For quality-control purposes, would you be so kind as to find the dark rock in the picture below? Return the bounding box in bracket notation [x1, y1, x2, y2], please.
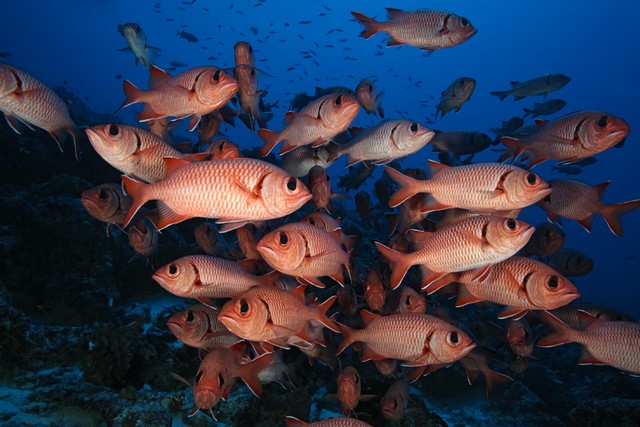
[568, 398, 640, 427]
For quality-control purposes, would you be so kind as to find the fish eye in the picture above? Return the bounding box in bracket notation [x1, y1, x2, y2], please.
[279, 232, 288, 246]
[335, 95, 343, 106]
[218, 373, 225, 387]
[98, 188, 107, 200]
[168, 264, 178, 275]
[367, 83, 373, 92]
[239, 299, 249, 315]
[526, 173, 537, 185]
[547, 276, 559, 289]
[286, 177, 297, 191]
[506, 219, 517, 230]
[461, 17, 469, 26]
[108, 124, 119, 136]
[405, 296, 412, 306]
[597, 115, 608, 128]
[250, 67, 256, 76]
[449, 331, 459, 345]
[194, 371, 203, 384]
[185, 310, 195, 323]
[213, 70, 221, 82]
[308, 218, 315, 225]
[410, 122, 418, 132]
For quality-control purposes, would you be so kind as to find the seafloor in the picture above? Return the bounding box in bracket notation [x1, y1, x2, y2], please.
[0, 96, 639, 427]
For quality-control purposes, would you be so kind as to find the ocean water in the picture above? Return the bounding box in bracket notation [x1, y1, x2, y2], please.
[1, 1, 639, 426]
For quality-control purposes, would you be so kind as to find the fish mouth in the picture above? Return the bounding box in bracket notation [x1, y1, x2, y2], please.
[85, 128, 105, 151]
[460, 342, 477, 358]
[256, 244, 277, 261]
[217, 314, 241, 332]
[166, 320, 183, 335]
[151, 273, 171, 291]
[536, 187, 553, 200]
[609, 129, 629, 140]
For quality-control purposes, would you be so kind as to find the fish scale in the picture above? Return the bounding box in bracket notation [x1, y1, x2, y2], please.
[381, 11, 452, 48]
[543, 179, 603, 220]
[576, 322, 640, 374]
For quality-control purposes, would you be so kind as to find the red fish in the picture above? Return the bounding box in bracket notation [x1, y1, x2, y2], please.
[459, 348, 513, 398]
[80, 183, 132, 232]
[356, 78, 384, 118]
[285, 417, 373, 427]
[325, 366, 376, 415]
[506, 318, 534, 358]
[167, 304, 241, 350]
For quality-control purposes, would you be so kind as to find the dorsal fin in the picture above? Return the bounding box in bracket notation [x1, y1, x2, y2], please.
[285, 111, 296, 122]
[409, 229, 433, 249]
[577, 310, 601, 329]
[291, 285, 306, 301]
[426, 159, 449, 176]
[148, 65, 172, 88]
[360, 309, 380, 327]
[534, 119, 549, 128]
[594, 181, 611, 200]
[163, 157, 191, 175]
[385, 7, 404, 19]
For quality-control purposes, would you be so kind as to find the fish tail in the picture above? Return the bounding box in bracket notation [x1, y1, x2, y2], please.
[240, 352, 275, 397]
[374, 241, 411, 289]
[315, 295, 339, 332]
[601, 199, 640, 237]
[483, 369, 513, 399]
[121, 175, 150, 228]
[384, 165, 424, 208]
[351, 11, 380, 39]
[499, 136, 523, 163]
[536, 311, 576, 347]
[335, 321, 356, 356]
[522, 108, 532, 118]
[256, 270, 281, 287]
[325, 141, 342, 163]
[257, 128, 281, 157]
[490, 90, 510, 101]
[119, 80, 143, 111]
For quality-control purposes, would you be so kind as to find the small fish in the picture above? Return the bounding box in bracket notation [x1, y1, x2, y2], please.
[0, 63, 79, 159]
[374, 358, 399, 378]
[520, 222, 565, 257]
[196, 113, 222, 148]
[119, 66, 238, 132]
[307, 165, 340, 213]
[429, 131, 492, 155]
[425, 256, 579, 319]
[256, 222, 350, 288]
[491, 74, 571, 101]
[376, 216, 535, 289]
[328, 120, 434, 166]
[355, 78, 384, 118]
[205, 138, 241, 160]
[374, 177, 392, 207]
[459, 348, 513, 398]
[285, 417, 372, 427]
[351, 8, 477, 52]
[506, 318, 534, 358]
[337, 162, 375, 191]
[537, 179, 640, 237]
[281, 146, 335, 178]
[121, 158, 311, 231]
[117, 23, 159, 68]
[289, 86, 356, 111]
[394, 286, 426, 314]
[538, 311, 640, 376]
[235, 225, 262, 260]
[127, 218, 158, 259]
[145, 117, 174, 143]
[326, 366, 377, 415]
[436, 77, 476, 119]
[500, 111, 629, 168]
[523, 99, 567, 118]
[234, 63, 264, 132]
[258, 93, 360, 156]
[176, 29, 199, 43]
[548, 249, 593, 277]
[380, 378, 420, 421]
[385, 161, 551, 213]
[234, 41, 255, 67]
[169, 60, 187, 68]
[167, 304, 241, 349]
[549, 303, 635, 329]
[551, 164, 583, 175]
[364, 267, 388, 311]
[80, 183, 132, 231]
[489, 116, 524, 137]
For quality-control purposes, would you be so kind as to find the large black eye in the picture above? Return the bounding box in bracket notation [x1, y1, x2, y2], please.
[250, 67, 255, 76]
[461, 17, 469, 26]
[194, 371, 203, 384]
[185, 310, 195, 323]
[218, 142, 225, 151]
[335, 95, 342, 106]
[287, 177, 297, 191]
[367, 83, 373, 92]
[218, 373, 225, 387]
[598, 116, 608, 128]
[507, 219, 517, 230]
[410, 122, 418, 132]
[239, 299, 249, 314]
[168, 264, 178, 275]
[526, 173, 537, 185]
[308, 218, 315, 225]
[108, 125, 119, 136]
[450, 331, 459, 344]
[405, 296, 412, 306]
[279, 232, 288, 245]
[98, 188, 107, 200]
[213, 70, 221, 82]
[548, 276, 559, 289]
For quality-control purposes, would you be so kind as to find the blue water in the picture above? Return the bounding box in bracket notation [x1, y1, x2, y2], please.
[1, 0, 640, 424]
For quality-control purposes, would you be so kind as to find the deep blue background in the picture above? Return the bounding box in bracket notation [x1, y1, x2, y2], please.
[2, 0, 639, 317]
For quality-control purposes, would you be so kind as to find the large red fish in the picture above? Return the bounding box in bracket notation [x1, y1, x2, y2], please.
[121, 157, 311, 230]
[0, 62, 79, 159]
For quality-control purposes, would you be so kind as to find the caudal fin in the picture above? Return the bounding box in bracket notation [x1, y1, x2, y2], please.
[601, 199, 640, 237]
[384, 165, 424, 208]
[536, 311, 576, 347]
[314, 295, 339, 332]
[257, 129, 281, 157]
[240, 352, 275, 397]
[350, 11, 380, 39]
[335, 321, 356, 356]
[374, 241, 412, 289]
[483, 368, 513, 399]
[490, 90, 510, 101]
[119, 80, 143, 111]
[121, 175, 151, 228]
[499, 136, 523, 163]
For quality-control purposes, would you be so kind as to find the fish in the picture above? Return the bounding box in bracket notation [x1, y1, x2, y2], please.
[431, 208, 521, 231]
[424, 256, 580, 319]
[489, 116, 524, 137]
[536, 179, 640, 237]
[289, 86, 356, 111]
[549, 303, 635, 330]
[176, 29, 199, 43]
[218, 286, 338, 349]
[522, 99, 567, 118]
[374, 177, 392, 207]
[194, 222, 223, 255]
[166, 304, 241, 349]
[281, 146, 335, 178]
[548, 249, 593, 277]
[376, 216, 535, 289]
[374, 358, 399, 378]
[307, 165, 339, 213]
[505, 318, 534, 358]
[385, 161, 551, 214]
[196, 113, 222, 148]
[235, 225, 262, 260]
[500, 111, 629, 168]
[355, 78, 384, 118]
[364, 267, 388, 311]
[520, 222, 565, 258]
[394, 286, 426, 314]
[80, 183, 133, 232]
[145, 117, 174, 143]
[538, 310, 640, 376]
[127, 218, 158, 260]
[119, 66, 238, 132]
[328, 120, 434, 166]
[436, 77, 476, 119]
[325, 366, 376, 415]
[234, 64, 264, 132]
[491, 74, 571, 101]
[204, 138, 241, 160]
[336, 311, 475, 375]
[86, 124, 207, 183]
[234, 41, 255, 67]
[152, 255, 280, 302]
[380, 378, 421, 421]
[351, 8, 477, 52]
[300, 212, 357, 252]
[121, 157, 311, 231]
[256, 222, 350, 288]
[429, 131, 492, 155]
[285, 417, 373, 427]
[0, 62, 79, 159]
[387, 193, 430, 235]
[337, 162, 375, 191]
[551, 164, 583, 175]
[117, 23, 159, 68]
[459, 348, 513, 398]
[258, 93, 360, 156]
